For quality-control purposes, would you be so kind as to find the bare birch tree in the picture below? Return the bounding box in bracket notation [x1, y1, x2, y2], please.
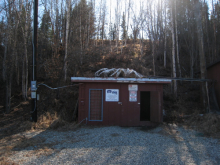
[3, 0, 11, 113]
[64, 0, 71, 81]
[109, 0, 112, 52]
[195, 0, 207, 109]
[175, 0, 181, 78]
[171, 0, 177, 97]
[100, 0, 106, 46]
[163, 0, 167, 68]
[115, 0, 121, 53]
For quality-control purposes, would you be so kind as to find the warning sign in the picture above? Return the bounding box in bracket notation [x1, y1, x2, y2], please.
[105, 89, 119, 102]
[128, 84, 138, 91]
[129, 90, 137, 102]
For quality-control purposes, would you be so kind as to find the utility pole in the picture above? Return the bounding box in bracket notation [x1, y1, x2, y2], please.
[31, 0, 38, 122]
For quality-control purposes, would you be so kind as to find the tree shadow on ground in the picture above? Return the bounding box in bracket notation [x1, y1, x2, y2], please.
[5, 124, 220, 165]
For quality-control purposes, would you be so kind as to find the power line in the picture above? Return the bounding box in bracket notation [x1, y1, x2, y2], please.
[37, 84, 79, 90]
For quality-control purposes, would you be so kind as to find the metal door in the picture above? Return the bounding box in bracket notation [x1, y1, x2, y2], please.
[120, 84, 139, 126]
[104, 85, 121, 125]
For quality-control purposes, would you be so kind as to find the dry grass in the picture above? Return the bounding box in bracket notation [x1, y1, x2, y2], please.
[0, 111, 79, 164]
[0, 134, 26, 165]
[30, 111, 80, 131]
[0, 133, 57, 164]
[0, 157, 18, 165]
[33, 112, 59, 130]
[186, 113, 220, 138]
[14, 137, 46, 150]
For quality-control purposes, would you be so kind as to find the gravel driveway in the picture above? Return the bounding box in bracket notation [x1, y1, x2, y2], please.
[7, 124, 220, 165]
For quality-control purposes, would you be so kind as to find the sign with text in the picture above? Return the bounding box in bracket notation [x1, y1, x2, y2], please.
[129, 90, 137, 102]
[105, 89, 119, 102]
[128, 84, 138, 91]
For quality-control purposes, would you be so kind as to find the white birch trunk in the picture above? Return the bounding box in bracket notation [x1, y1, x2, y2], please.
[195, 1, 207, 109]
[175, 0, 181, 78]
[126, 0, 131, 47]
[80, 15, 83, 64]
[164, 1, 167, 68]
[171, 2, 177, 98]
[110, 0, 112, 52]
[64, 0, 71, 81]
[152, 40, 155, 76]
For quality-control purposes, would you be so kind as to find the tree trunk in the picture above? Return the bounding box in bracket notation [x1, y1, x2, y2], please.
[5, 53, 14, 113]
[87, 4, 91, 49]
[24, 39, 28, 99]
[110, 0, 112, 52]
[115, 0, 119, 53]
[21, 0, 30, 100]
[164, 1, 167, 68]
[126, 0, 131, 47]
[64, 0, 71, 81]
[171, 2, 177, 98]
[55, 0, 59, 57]
[80, 15, 83, 64]
[24, 4, 29, 99]
[152, 40, 156, 76]
[5, 78, 11, 113]
[213, 19, 217, 60]
[50, 0, 54, 57]
[195, 0, 207, 109]
[175, 0, 181, 78]
[204, 5, 211, 63]
[3, 37, 7, 81]
[22, 60, 25, 99]
[190, 34, 194, 79]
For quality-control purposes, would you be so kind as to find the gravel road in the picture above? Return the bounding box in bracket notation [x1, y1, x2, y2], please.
[7, 124, 220, 165]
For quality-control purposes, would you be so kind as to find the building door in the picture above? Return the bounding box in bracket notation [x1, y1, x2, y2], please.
[104, 86, 121, 125]
[140, 91, 151, 121]
[120, 84, 139, 126]
[89, 89, 103, 121]
[140, 91, 161, 122]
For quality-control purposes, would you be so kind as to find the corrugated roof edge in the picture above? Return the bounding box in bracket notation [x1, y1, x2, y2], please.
[71, 77, 172, 83]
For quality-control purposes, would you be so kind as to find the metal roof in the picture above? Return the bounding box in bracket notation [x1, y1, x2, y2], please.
[71, 77, 172, 84]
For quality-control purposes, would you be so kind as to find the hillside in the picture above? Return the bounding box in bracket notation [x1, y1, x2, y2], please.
[1, 40, 219, 137]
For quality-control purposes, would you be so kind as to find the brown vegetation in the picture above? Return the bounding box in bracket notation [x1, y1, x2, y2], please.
[186, 113, 220, 138]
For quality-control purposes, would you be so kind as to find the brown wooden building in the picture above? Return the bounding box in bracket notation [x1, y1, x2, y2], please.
[207, 60, 220, 108]
[71, 77, 171, 126]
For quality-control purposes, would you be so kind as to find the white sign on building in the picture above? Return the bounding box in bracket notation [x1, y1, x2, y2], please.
[105, 89, 119, 102]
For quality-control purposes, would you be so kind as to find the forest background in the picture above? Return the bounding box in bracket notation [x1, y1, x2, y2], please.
[0, 0, 220, 122]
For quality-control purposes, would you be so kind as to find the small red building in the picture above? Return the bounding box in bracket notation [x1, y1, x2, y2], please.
[207, 60, 220, 108]
[71, 77, 171, 126]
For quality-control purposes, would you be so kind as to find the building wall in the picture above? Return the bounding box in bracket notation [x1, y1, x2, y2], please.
[78, 82, 164, 126]
[207, 63, 220, 108]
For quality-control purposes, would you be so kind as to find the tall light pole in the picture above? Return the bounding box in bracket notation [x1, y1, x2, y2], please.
[31, 0, 38, 122]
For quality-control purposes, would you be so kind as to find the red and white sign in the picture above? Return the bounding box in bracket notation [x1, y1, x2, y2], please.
[129, 90, 137, 102]
[128, 84, 138, 91]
